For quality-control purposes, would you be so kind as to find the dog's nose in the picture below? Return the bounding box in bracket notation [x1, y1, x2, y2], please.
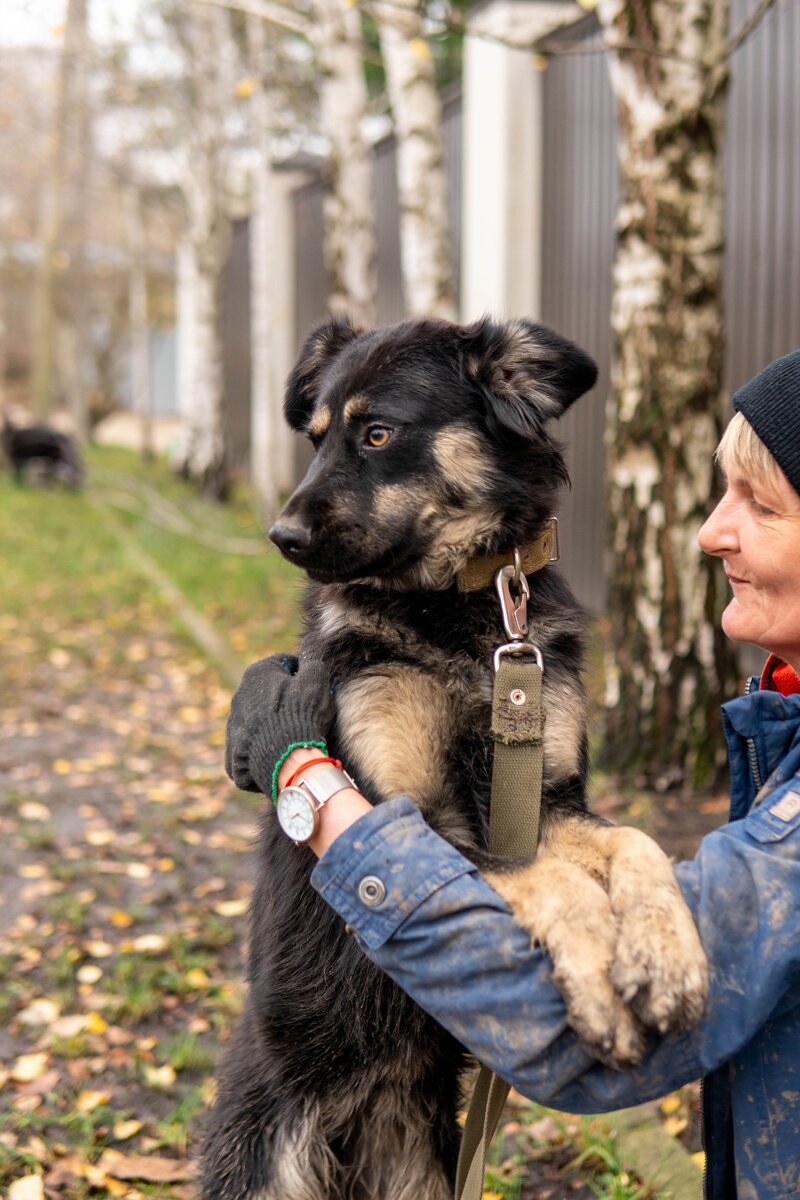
[269, 522, 312, 557]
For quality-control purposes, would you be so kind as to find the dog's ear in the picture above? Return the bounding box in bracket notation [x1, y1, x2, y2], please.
[285, 315, 363, 430]
[461, 318, 597, 439]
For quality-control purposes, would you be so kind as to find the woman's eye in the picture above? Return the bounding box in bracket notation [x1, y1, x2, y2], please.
[366, 426, 392, 449]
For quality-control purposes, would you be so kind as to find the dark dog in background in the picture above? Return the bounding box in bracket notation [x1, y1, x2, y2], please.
[202, 316, 708, 1200]
[2, 417, 84, 488]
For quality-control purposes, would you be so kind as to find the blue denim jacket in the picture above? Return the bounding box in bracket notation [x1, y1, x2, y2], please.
[311, 686, 800, 1199]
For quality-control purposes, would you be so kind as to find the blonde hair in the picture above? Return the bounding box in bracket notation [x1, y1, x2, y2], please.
[716, 411, 785, 493]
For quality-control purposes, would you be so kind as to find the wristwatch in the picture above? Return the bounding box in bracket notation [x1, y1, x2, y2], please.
[276, 763, 357, 844]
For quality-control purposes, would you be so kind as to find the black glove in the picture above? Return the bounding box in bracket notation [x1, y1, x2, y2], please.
[225, 653, 336, 801]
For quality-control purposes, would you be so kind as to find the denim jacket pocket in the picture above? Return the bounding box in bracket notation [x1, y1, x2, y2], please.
[745, 786, 800, 843]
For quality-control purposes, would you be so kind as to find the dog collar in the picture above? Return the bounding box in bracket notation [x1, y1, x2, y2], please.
[456, 519, 559, 593]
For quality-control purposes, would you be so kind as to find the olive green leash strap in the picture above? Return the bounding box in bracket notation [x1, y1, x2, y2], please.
[455, 645, 544, 1200]
[488, 653, 544, 858]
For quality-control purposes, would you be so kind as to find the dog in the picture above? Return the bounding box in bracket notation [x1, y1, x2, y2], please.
[1, 416, 84, 488]
[202, 315, 708, 1200]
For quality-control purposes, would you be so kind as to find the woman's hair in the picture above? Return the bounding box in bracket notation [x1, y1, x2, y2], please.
[716, 412, 786, 493]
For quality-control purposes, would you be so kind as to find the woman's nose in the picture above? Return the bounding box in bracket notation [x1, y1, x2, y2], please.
[698, 493, 738, 557]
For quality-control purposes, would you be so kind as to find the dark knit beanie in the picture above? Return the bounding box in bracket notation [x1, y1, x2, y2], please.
[732, 348, 800, 497]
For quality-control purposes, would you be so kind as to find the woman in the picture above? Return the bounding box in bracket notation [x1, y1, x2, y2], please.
[227, 350, 800, 1199]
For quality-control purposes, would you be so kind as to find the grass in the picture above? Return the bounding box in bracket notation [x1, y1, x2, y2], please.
[0, 444, 303, 668]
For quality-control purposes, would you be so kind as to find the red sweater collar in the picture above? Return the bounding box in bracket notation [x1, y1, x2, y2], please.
[759, 654, 800, 695]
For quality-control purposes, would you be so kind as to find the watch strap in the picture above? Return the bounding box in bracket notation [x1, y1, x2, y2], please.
[296, 764, 356, 808]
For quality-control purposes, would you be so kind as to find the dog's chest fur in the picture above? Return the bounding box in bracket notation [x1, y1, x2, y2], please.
[302, 569, 590, 852]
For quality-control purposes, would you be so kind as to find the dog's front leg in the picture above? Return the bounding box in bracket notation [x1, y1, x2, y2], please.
[593, 824, 708, 1033]
[484, 856, 646, 1066]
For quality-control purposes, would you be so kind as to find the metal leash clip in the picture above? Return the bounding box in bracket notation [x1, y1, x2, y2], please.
[493, 550, 543, 673]
[495, 549, 529, 641]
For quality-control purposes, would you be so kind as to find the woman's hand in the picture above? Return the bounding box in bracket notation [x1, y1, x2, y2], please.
[225, 654, 336, 800]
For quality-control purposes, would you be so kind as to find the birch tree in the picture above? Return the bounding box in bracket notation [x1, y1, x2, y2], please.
[373, 0, 456, 319]
[171, 0, 235, 498]
[244, 12, 282, 521]
[31, 0, 90, 423]
[595, 0, 739, 786]
[314, 0, 377, 326]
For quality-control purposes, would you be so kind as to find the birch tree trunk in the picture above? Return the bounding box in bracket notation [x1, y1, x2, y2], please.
[597, 0, 739, 787]
[128, 189, 153, 461]
[31, 0, 88, 420]
[314, 0, 376, 326]
[246, 13, 281, 522]
[374, 0, 455, 319]
[176, 1, 233, 499]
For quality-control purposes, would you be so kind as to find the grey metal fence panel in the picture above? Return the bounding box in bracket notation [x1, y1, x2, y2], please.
[724, 0, 800, 397]
[539, 38, 616, 616]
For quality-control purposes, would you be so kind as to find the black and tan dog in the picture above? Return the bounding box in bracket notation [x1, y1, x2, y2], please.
[1, 416, 84, 488]
[202, 316, 707, 1200]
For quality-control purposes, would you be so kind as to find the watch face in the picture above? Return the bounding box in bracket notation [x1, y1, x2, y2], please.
[276, 787, 317, 843]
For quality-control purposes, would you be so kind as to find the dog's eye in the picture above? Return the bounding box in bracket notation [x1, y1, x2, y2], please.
[366, 426, 392, 449]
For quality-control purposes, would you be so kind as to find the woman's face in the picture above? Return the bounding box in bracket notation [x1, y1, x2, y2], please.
[699, 464, 800, 669]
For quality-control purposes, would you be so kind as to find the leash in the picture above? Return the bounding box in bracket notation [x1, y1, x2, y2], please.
[454, 538, 549, 1200]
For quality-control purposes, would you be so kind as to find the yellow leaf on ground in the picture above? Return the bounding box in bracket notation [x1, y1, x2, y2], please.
[84, 940, 114, 958]
[213, 898, 248, 917]
[110, 910, 134, 928]
[19, 865, 47, 879]
[86, 1013, 109, 1035]
[8, 1175, 45, 1200]
[76, 964, 103, 984]
[691, 1151, 706, 1170]
[97, 1149, 194, 1182]
[18, 998, 60, 1027]
[126, 862, 152, 879]
[11, 1053, 49, 1083]
[185, 968, 210, 989]
[52, 759, 72, 774]
[131, 934, 168, 953]
[143, 1064, 176, 1089]
[663, 1115, 688, 1137]
[76, 1090, 111, 1112]
[660, 1094, 682, 1115]
[113, 1119, 143, 1140]
[234, 76, 257, 98]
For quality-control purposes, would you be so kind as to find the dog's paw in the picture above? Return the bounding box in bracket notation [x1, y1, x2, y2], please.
[604, 827, 708, 1033]
[485, 860, 646, 1067]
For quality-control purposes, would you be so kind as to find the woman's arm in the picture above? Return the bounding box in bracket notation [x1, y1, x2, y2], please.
[307, 789, 800, 1113]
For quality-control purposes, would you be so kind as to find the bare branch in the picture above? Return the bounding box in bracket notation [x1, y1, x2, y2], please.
[190, 0, 310, 38]
[717, 0, 778, 61]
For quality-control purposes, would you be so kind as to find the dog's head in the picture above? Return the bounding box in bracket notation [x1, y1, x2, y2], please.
[269, 315, 597, 590]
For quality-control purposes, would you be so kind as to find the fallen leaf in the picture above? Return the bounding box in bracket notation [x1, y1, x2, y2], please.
[663, 1115, 688, 1137]
[142, 1063, 176, 1088]
[86, 1012, 109, 1035]
[97, 1149, 195, 1182]
[131, 934, 168, 953]
[660, 1094, 682, 1115]
[8, 1174, 44, 1200]
[184, 967, 209, 989]
[11, 1053, 49, 1083]
[76, 964, 103, 984]
[83, 939, 114, 958]
[113, 1119, 143, 1140]
[76, 1090, 111, 1112]
[691, 1151, 706, 1169]
[18, 998, 60, 1027]
[213, 898, 248, 917]
[16, 1070, 60, 1097]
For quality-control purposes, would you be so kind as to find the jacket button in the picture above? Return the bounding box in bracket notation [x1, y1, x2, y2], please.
[358, 875, 386, 907]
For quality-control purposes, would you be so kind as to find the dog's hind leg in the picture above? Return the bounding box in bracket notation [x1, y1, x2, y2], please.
[342, 1083, 455, 1200]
